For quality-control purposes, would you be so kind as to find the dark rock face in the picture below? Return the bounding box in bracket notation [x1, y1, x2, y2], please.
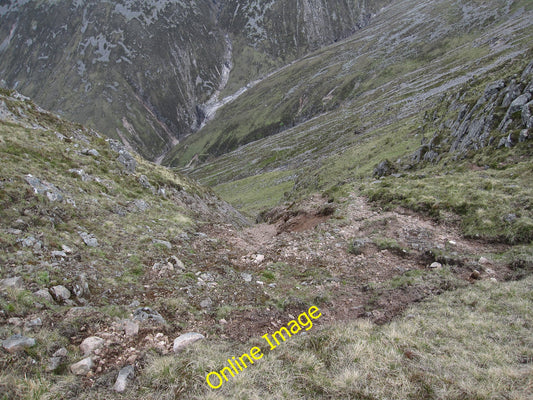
[373, 159, 396, 178]
[0, 1, 227, 160]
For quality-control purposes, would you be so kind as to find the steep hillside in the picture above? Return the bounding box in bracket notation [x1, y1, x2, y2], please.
[1, 90, 532, 399]
[0, 0, 383, 161]
[0, 0, 228, 160]
[166, 0, 533, 166]
[169, 0, 533, 246]
[216, 0, 392, 96]
[2, 1, 533, 398]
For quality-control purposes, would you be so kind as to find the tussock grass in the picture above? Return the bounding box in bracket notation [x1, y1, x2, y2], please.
[364, 157, 533, 244]
[166, 276, 532, 400]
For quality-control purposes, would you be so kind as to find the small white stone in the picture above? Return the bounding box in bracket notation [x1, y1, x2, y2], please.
[51, 285, 71, 301]
[428, 262, 442, 269]
[53, 347, 68, 357]
[479, 257, 491, 265]
[123, 320, 139, 337]
[113, 365, 134, 393]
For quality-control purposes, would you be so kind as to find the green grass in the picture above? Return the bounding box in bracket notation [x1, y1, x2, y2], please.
[28, 274, 526, 399]
[214, 170, 295, 217]
[364, 155, 533, 243]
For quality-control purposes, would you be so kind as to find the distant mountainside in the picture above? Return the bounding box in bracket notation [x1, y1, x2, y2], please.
[0, 0, 386, 161]
[165, 0, 533, 168]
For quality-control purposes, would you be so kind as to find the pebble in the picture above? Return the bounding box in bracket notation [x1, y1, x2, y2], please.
[200, 298, 213, 309]
[34, 289, 54, 303]
[479, 257, 491, 265]
[470, 270, 481, 280]
[428, 262, 442, 269]
[123, 320, 140, 337]
[133, 307, 166, 325]
[50, 285, 71, 301]
[79, 231, 98, 247]
[70, 357, 93, 375]
[113, 365, 134, 393]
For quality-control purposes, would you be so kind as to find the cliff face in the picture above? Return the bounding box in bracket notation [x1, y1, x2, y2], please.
[0, 0, 383, 161]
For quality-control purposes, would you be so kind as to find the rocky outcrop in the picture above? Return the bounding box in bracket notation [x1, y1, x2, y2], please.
[411, 59, 533, 163]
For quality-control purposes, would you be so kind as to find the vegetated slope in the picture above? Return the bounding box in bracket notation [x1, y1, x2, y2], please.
[174, 0, 533, 245]
[165, 0, 532, 166]
[0, 87, 247, 311]
[0, 0, 387, 162]
[1, 90, 532, 399]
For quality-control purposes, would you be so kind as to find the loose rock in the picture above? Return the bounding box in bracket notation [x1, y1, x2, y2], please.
[54, 347, 68, 357]
[1, 276, 23, 289]
[73, 273, 90, 299]
[428, 262, 442, 269]
[79, 231, 98, 247]
[50, 285, 71, 302]
[24, 318, 42, 332]
[123, 320, 140, 337]
[80, 336, 105, 356]
[470, 270, 481, 280]
[133, 307, 166, 325]
[24, 174, 63, 202]
[173, 332, 205, 353]
[153, 239, 171, 249]
[200, 298, 213, 309]
[46, 357, 63, 372]
[70, 357, 93, 375]
[479, 257, 491, 265]
[2, 334, 36, 353]
[113, 365, 134, 393]
[34, 289, 55, 303]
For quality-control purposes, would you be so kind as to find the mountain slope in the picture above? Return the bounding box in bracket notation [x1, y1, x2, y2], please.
[2, 90, 532, 400]
[0, 87, 248, 305]
[166, 0, 533, 245]
[165, 0, 533, 167]
[0, 0, 386, 161]
[0, 0, 228, 160]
